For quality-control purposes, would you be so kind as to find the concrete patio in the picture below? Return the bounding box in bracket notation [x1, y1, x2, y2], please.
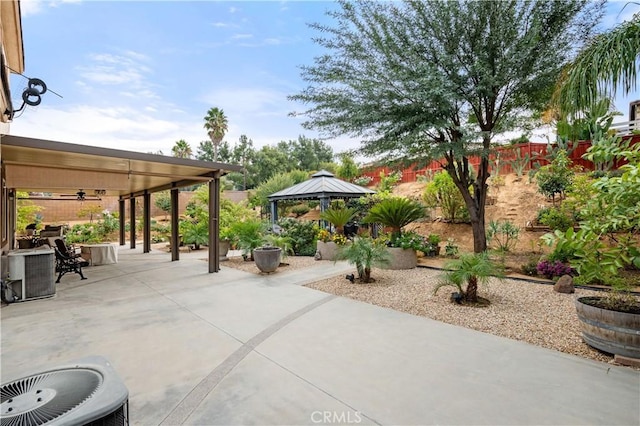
[1, 246, 638, 425]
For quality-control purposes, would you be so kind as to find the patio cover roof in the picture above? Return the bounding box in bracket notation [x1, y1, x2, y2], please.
[268, 170, 375, 202]
[1, 134, 242, 196]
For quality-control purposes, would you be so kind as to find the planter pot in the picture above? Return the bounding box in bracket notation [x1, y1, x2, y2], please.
[253, 247, 282, 273]
[425, 246, 441, 257]
[316, 241, 338, 261]
[219, 240, 230, 261]
[575, 297, 640, 359]
[382, 247, 417, 270]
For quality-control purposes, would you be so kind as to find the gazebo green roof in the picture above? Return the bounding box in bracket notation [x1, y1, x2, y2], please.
[268, 170, 375, 202]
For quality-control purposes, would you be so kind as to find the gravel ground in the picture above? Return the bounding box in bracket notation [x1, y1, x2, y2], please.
[221, 255, 318, 275]
[224, 255, 629, 367]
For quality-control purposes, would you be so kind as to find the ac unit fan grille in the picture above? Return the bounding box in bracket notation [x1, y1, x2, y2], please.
[24, 253, 55, 299]
[1, 369, 102, 426]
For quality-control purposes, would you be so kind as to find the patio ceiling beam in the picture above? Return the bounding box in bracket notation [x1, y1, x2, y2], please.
[3, 161, 215, 181]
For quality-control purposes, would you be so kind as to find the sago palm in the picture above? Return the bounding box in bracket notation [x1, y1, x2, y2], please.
[364, 197, 425, 242]
[320, 207, 357, 234]
[203, 107, 228, 161]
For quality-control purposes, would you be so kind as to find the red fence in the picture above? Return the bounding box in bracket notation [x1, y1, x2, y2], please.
[361, 135, 640, 186]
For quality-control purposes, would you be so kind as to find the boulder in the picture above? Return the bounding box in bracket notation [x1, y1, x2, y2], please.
[554, 275, 575, 294]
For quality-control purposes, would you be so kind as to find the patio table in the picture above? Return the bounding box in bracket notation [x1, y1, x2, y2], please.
[80, 243, 118, 265]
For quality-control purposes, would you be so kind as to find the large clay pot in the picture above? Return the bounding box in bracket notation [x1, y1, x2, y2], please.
[316, 241, 338, 261]
[253, 247, 282, 273]
[382, 247, 417, 270]
[219, 240, 230, 261]
[575, 297, 640, 359]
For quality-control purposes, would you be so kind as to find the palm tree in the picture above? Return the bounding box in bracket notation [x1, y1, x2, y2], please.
[171, 139, 192, 159]
[363, 197, 425, 243]
[433, 252, 504, 304]
[336, 237, 390, 283]
[203, 107, 228, 162]
[555, 11, 640, 116]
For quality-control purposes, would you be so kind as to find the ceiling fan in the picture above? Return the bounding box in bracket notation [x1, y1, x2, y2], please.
[59, 189, 102, 201]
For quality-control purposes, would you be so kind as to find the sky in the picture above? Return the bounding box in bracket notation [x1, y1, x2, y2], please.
[7, 0, 640, 159]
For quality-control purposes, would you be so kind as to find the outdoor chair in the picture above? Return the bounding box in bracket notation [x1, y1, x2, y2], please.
[54, 247, 89, 283]
[54, 238, 81, 259]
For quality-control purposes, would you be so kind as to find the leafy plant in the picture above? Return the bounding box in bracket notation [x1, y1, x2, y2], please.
[387, 231, 427, 251]
[536, 150, 574, 205]
[506, 149, 530, 180]
[536, 207, 574, 232]
[363, 197, 425, 242]
[422, 171, 468, 222]
[278, 217, 318, 256]
[16, 192, 44, 233]
[353, 175, 373, 186]
[377, 170, 402, 192]
[486, 220, 520, 253]
[154, 190, 171, 220]
[433, 252, 505, 303]
[230, 219, 266, 260]
[336, 237, 390, 283]
[320, 207, 357, 233]
[291, 204, 310, 217]
[181, 220, 208, 250]
[444, 238, 459, 257]
[536, 260, 573, 279]
[263, 234, 294, 259]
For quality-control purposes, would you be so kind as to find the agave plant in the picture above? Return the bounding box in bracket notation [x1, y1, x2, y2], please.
[433, 252, 504, 303]
[336, 237, 390, 283]
[363, 197, 425, 242]
[320, 207, 357, 234]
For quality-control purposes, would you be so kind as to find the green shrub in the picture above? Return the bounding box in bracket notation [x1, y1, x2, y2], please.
[278, 218, 317, 256]
[291, 204, 311, 217]
[423, 171, 468, 222]
[336, 237, 390, 283]
[536, 207, 574, 231]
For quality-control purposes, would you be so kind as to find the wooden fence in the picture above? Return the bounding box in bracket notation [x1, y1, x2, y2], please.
[361, 134, 640, 186]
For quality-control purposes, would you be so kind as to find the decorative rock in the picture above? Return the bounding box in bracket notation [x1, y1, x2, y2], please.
[554, 275, 574, 294]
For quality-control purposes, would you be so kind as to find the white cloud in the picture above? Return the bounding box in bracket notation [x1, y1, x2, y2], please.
[9, 104, 204, 155]
[231, 33, 253, 40]
[20, 0, 80, 17]
[77, 52, 152, 87]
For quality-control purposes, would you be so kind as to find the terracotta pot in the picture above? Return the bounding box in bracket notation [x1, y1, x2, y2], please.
[253, 247, 282, 273]
[382, 247, 417, 270]
[575, 297, 640, 359]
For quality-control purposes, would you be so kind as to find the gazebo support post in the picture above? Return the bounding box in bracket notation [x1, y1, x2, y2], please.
[270, 200, 278, 224]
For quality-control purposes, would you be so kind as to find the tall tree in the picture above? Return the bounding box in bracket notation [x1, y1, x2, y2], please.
[337, 153, 359, 181]
[196, 140, 215, 162]
[555, 11, 640, 117]
[233, 134, 256, 190]
[171, 139, 192, 159]
[203, 107, 228, 161]
[291, 0, 603, 252]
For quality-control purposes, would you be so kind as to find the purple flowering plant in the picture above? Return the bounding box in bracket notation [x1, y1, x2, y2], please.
[536, 259, 573, 279]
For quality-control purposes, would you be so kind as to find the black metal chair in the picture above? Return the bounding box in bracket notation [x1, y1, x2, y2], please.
[54, 247, 89, 283]
[54, 238, 81, 259]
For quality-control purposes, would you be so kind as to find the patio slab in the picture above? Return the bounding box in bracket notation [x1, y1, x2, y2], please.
[1, 246, 639, 425]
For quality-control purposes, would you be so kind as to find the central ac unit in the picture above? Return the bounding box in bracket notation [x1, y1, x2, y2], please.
[6, 248, 55, 302]
[1, 356, 129, 425]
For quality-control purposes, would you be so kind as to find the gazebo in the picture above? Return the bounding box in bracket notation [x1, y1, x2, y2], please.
[267, 170, 375, 223]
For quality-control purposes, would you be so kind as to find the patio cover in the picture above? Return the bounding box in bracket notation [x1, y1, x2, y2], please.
[267, 170, 375, 222]
[1, 134, 242, 272]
